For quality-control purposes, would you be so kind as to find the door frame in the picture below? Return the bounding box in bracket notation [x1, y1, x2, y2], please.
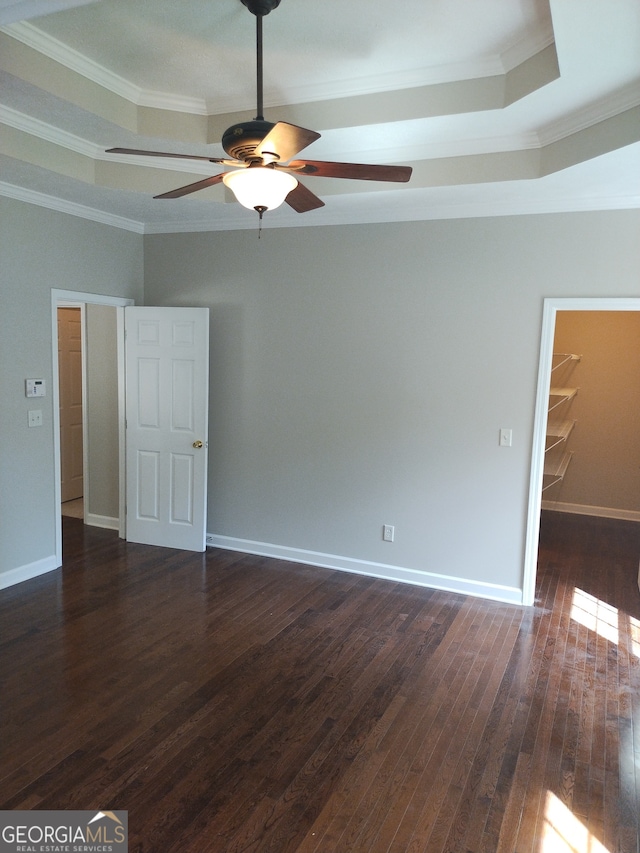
[51, 289, 134, 566]
[522, 296, 640, 606]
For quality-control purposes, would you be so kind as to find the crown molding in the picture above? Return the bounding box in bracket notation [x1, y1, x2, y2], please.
[0, 180, 144, 231]
[356, 132, 541, 164]
[259, 59, 507, 113]
[5, 103, 619, 177]
[2, 176, 637, 236]
[2, 20, 504, 115]
[2, 21, 141, 102]
[500, 22, 555, 72]
[0, 103, 97, 156]
[142, 191, 640, 235]
[0, 101, 541, 171]
[0, 105, 221, 174]
[1, 21, 502, 113]
[1, 18, 556, 118]
[538, 84, 640, 145]
[1, 21, 208, 114]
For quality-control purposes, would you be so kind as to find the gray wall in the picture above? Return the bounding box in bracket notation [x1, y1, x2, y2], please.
[1, 198, 638, 599]
[0, 198, 143, 583]
[85, 303, 120, 525]
[546, 310, 640, 515]
[143, 210, 640, 599]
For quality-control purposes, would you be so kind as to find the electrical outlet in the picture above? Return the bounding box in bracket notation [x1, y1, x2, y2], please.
[383, 524, 395, 542]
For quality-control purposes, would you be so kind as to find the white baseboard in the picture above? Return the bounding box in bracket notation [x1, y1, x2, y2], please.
[86, 513, 119, 530]
[0, 554, 59, 590]
[205, 534, 523, 605]
[541, 500, 640, 523]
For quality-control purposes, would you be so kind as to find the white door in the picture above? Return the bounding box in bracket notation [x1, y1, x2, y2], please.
[125, 306, 209, 551]
[58, 307, 84, 503]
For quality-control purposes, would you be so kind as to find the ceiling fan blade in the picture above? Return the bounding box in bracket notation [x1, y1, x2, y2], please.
[107, 148, 241, 166]
[285, 181, 325, 213]
[287, 160, 413, 183]
[154, 173, 226, 199]
[255, 122, 321, 163]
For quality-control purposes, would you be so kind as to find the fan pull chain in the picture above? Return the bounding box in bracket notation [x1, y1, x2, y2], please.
[255, 205, 267, 238]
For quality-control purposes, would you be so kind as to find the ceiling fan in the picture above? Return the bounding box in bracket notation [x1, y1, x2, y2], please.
[107, 0, 412, 219]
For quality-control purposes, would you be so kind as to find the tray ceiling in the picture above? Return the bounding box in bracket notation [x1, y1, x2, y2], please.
[1, 0, 638, 232]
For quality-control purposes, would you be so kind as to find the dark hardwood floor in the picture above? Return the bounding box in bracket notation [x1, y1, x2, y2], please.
[1, 512, 639, 852]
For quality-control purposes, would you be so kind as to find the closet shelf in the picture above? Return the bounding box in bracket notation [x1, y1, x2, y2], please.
[551, 353, 581, 372]
[543, 451, 574, 491]
[542, 353, 579, 494]
[546, 419, 576, 452]
[548, 387, 578, 412]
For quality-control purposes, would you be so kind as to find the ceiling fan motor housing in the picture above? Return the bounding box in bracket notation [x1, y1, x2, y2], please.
[240, 0, 281, 15]
[222, 120, 275, 161]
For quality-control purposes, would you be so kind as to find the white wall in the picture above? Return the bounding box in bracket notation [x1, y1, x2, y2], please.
[0, 198, 143, 587]
[143, 210, 640, 602]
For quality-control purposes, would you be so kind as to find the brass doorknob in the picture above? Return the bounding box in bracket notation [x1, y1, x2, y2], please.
[193, 440, 203, 449]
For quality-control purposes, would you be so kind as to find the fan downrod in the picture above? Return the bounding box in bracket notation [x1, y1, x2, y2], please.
[240, 0, 280, 16]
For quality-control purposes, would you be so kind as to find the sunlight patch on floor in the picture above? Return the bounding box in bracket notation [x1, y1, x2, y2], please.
[570, 587, 618, 646]
[541, 791, 610, 853]
[571, 586, 640, 660]
[629, 614, 640, 658]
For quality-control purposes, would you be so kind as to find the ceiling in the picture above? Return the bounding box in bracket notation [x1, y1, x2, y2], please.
[1, 0, 638, 233]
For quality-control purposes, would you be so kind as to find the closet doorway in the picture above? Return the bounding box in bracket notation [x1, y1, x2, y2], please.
[523, 297, 640, 605]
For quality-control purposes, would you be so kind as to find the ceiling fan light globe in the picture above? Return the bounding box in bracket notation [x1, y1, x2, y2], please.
[222, 167, 297, 212]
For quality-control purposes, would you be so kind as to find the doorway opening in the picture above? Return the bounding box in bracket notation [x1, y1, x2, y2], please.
[51, 290, 134, 566]
[523, 297, 640, 606]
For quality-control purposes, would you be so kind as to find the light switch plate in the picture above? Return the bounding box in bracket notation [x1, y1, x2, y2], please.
[499, 428, 513, 447]
[28, 410, 43, 427]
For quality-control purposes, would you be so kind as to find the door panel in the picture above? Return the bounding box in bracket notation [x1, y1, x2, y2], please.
[58, 307, 84, 503]
[125, 307, 209, 551]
